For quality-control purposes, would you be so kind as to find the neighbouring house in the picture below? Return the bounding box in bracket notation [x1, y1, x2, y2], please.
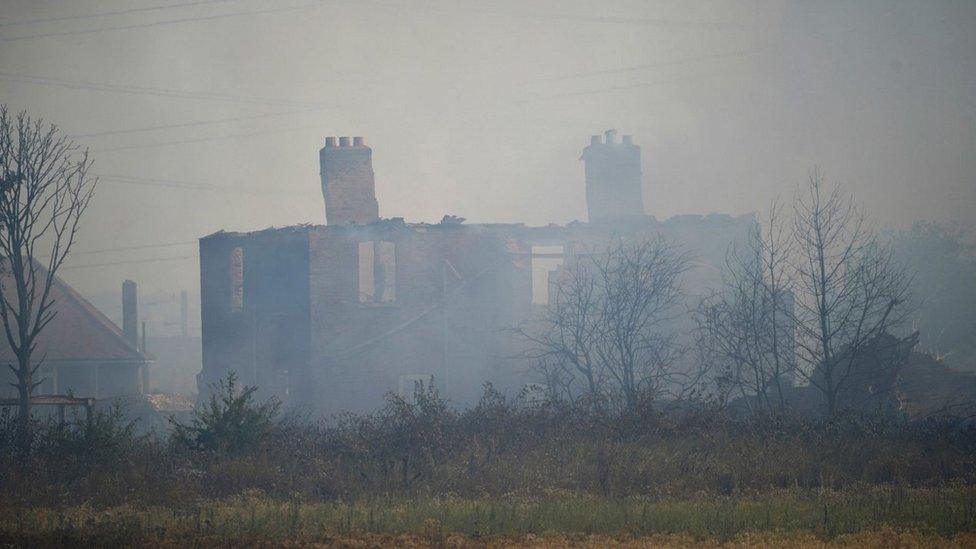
[0, 273, 151, 399]
[894, 350, 976, 417]
[738, 333, 976, 418]
[821, 333, 976, 418]
[198, 131, 756, 413]
[86, 288, 203, 397]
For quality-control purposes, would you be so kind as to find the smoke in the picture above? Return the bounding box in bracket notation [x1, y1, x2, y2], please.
[0, 0, 972, 301]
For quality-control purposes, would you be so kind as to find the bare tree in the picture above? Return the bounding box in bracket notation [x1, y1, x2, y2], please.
[790, 169, 912, 416]
[592, 238, 691, 409]
[518, 237, 691, 411]
[0, 106, 97, 449]
[695, 201, 796, 414]
[515, 255, 606, 405]
[697, 172, 914, 417]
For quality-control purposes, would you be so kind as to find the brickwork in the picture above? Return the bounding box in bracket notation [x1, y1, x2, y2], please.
[198, 214, 756, 413]
[320, 136, 379, 226]
[581, 130, 644, 222]
[198, 229, 310, 402]
[197, 134, 757, 413]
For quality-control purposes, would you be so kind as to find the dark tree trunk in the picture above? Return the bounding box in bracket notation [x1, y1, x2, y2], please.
[16, 355, 31, 455]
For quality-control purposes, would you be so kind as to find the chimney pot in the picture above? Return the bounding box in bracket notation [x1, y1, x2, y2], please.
[325, 136, 337, 147]
[582, 130, 644, 222]
[321, 134, 379, 225]
[590, 135, 601, 146]
[622, 135, 633, 145]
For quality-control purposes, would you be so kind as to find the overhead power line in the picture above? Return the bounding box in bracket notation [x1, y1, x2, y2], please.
[70, 241, 197, 256]
[62, 255, 197, 270]
[69, 105, 335, 139]
[0, 1, 326, 42]
[0, 71, 327, 109]
[0, 0, 242, 28]
[521, 65, 752, 103]
[91, 124, 326, 153]
[525, 49, 761, 85]
[0, 0, 748, 44]
[373, 1, 747, 30]
[97, 173, 236, 190]
[41, 240, 197, 261]
[96, 173, 307, 195]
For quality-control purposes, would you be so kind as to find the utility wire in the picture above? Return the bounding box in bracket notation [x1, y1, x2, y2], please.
[96, 173, 307, 195]
[62, 255, 197, 270]
[525, 49, 761, 85]
[0, 0, 747, 43]
[0, 1, 326, 42]
[372, 1, 747, 30]
[0, 71, 327, 109]
[28, 52, 754, 151]
[70, 241, 197, 256]
[96, 173, 238, 190]
[521, 67, 750, 102]
[0, 0, 242, 28]
[70, 105, 336, 138]
[91, 124, 326, 153]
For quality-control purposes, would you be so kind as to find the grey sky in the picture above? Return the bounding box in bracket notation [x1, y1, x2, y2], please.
[1, 0, 973, 301]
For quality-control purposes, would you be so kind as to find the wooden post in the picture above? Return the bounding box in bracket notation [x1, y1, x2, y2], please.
[442, 260, 449, 397]
[0, 396, 98, 423]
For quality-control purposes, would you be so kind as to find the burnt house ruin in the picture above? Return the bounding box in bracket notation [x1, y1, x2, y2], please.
[199, 133, 755, 413]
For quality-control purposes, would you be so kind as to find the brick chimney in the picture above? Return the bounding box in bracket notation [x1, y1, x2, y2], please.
[580, 130, 644, 222]
[319, 135, 379, 225]
[122, 280, 138, 349]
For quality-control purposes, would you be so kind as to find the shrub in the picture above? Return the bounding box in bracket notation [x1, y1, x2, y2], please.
[39, 403, 137, 474]
[171, 372, 280, 454]
[0, 379, 974, 507]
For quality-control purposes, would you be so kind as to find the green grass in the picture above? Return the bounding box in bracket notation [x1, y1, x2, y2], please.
[1, 485, 974, 545]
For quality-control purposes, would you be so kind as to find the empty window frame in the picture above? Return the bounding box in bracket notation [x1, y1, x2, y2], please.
[229, 246, 244, 313]
[358, 240, 396, 303]
[530, 245, 564, 305]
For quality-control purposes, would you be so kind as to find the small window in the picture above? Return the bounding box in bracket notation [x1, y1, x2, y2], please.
[531, 245, 564, 305]
[36, 369, 57, 395]
[229, 247, 244, 312]
[358, 240, 396, 304]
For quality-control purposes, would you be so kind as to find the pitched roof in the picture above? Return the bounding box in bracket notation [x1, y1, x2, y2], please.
[0, 271, 149, 364]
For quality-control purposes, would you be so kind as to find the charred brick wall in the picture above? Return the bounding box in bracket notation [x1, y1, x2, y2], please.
[305, 223, 532, 413]
[320, 136, 379, 226]
[196, 133, 764, 414]
[198, 229, 310, 403]
[198, 216, 754, 413]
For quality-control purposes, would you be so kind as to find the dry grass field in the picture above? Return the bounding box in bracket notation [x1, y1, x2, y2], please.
[1, 486, 974, 546]
[1, 384, 974, 546]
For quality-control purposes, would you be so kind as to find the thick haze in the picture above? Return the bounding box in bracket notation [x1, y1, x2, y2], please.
[0, 0, 973, 303]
